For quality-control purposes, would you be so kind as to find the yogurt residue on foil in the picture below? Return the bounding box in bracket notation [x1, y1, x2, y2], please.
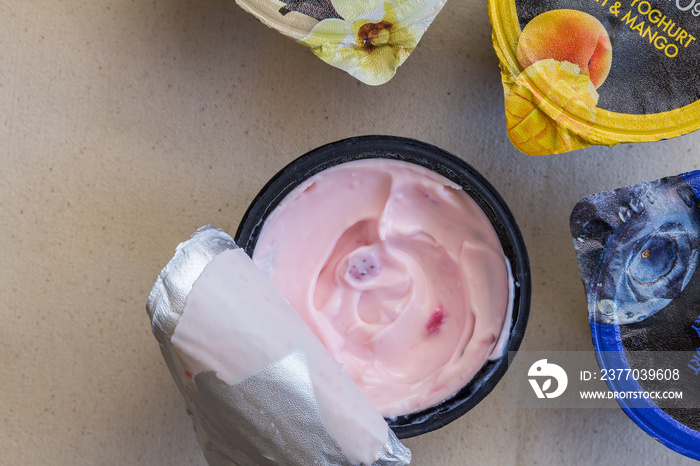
[253, 158, 514, 417]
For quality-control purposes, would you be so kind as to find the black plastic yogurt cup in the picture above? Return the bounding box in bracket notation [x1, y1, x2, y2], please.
[235, 135, 531, 438]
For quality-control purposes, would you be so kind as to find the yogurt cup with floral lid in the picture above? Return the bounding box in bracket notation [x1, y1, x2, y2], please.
[235, 0, 447, 85]
[489, 0, 700, 155]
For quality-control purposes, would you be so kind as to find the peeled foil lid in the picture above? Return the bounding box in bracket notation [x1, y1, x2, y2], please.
[146, 225, 411, 466]
[489, 1, 700, 155]
[234, 0, 447, 85]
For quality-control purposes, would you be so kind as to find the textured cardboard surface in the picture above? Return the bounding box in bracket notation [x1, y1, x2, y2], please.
[2, 1, 699, 464]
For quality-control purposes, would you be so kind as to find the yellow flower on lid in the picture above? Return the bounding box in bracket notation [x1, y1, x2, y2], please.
[301, 0, 444, 85]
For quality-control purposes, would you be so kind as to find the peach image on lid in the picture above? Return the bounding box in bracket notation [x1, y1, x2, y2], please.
[489, 1, 700, 155]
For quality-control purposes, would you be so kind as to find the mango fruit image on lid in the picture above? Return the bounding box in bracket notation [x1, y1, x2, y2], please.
[489, 1, 700, 155]
[505, 10, 611, 155]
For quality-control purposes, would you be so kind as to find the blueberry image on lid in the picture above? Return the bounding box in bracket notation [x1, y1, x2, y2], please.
[573, 177, 700, 325]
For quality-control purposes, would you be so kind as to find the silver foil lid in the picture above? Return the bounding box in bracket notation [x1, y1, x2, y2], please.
[146, 225, 411, 466]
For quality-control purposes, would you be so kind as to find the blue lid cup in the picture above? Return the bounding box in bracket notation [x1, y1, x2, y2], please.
[570, 170, 700, 460]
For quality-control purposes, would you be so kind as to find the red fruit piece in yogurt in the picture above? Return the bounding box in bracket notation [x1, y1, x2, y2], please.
[347, 248, 382, 281]
[426, 305, 445, 335]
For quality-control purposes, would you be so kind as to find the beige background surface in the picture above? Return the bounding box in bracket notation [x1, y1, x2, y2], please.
[2, 1, 699, 465]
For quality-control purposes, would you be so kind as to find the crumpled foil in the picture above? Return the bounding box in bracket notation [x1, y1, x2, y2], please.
[146, 225, 411, 466]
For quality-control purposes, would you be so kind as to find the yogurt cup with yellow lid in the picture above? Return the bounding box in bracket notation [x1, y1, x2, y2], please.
[489, 1, 700, 155]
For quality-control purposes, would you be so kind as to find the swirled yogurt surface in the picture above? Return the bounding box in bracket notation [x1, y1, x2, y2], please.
[252, 158, 513, 417]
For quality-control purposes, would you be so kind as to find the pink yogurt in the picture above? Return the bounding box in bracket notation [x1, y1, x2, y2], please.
[252, 159, 514, 417]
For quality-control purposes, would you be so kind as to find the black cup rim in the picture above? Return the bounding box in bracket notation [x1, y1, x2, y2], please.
[234, 135, 531, 438]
